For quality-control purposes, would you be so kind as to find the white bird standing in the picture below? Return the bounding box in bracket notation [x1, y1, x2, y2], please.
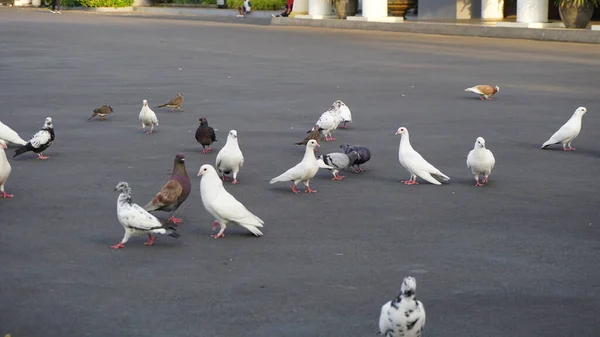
[541, 106, 587, 151]
[378, 276, 426, 337]
[270, 139, 320, 193]
[0, 120, 27, 146]
[139, 99, 159, 134]
[466, 137, 496, 187]
[197, 164, 264, 239]
[110, 181, 180, 249]
[315, 101, 343, 141]
[215, 130, 244, 184]
[0, 139, 13, 198]
[395, 127, 450, 186]
[336, 100, 353, 129]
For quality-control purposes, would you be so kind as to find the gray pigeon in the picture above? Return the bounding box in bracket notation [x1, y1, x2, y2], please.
[317, 151, 360, 180]
[340, 144, 371, 173]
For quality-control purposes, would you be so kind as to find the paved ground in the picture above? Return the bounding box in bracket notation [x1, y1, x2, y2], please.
[1, 8, 600, 337]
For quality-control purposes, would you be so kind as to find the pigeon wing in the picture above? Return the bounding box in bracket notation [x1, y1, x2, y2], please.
[29, 130, 51, 149]
[378, 301, 393, 335]
[120, 203, 165, 231]
[144, 180, 183, 211]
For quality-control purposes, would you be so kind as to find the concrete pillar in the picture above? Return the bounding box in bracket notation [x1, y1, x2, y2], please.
[348, 0, 403, 22]
[481, 0, 504, 19]
[307, 0, 334, 18]
[290, 0, 309, 17]
[517, 0, 548, 23]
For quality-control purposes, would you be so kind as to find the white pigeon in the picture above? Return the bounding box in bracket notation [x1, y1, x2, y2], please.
[395, 127, 450, 186]
[215, 130, 244, 184]
[139, 99, 159, 134]
[0, 139, 13, 198]
[467, 137, 496, 187]
[317, 150, 360, 181]
[541, 106, 587, 151]
[337, 100, 353, 129]
[378, 276, 426, 337]
[110, 181, 180, 249]
[270, 139, 320, 193]
[315, 101, 343, 141]
[197, 164, 264, 239]
[0, 120, 27, 146]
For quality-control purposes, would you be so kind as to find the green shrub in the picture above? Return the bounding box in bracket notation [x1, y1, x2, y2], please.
[78, 0, 134, 7]
[62, 0, 82, 5]
[227, 0, 284, 10]
[203, 0, 216, 3]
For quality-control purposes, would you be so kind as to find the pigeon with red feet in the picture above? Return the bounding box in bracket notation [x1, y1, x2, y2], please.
[195, 117, 217, 154]
[0, 140, 13, 198]
[143, 153, 191, 224]
[198, 164, 264, 239]
[317, 151, 360, 181]
[336, 100, 353, 129]
[13, 117, 55, 160]
[314, 101, 343, 142]
[270, 139, 320, 193]
[216, 130, 244, 184]
[395, 127, 449, 186]
[467, 137, 495, 187]
[541, 107, 586, 151]
[139, 100, 159, 134]
[464, 84, 499, 100]
[340, 144, 371, 173]
[111, 182, 180, 249]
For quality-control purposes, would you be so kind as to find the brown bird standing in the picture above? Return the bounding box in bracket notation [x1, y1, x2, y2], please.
[296, 125, 323, 152]
[156, 92, 184, 112]
[88, 105, 113, 121]
[143, 153, 191, 224]
[464, 85, 499, 100]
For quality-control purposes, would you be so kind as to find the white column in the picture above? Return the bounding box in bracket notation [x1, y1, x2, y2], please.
[348, 0, 404, 22]
[290, 0, 309, 17]
[481, 0, 504, 19]
[306, 0, 335, 18]
[517, 0, 548, 23]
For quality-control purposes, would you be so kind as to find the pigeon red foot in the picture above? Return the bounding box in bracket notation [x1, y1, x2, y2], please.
[1, 191, 14, 198]
[110, 243, 125, 249]
[482, 177, 489, 183]
[475, 181, 485, 187]
[332, 175, 345, 181]
[290, 184, 299, 194]
[37, 154, 49, 160]
[211, 232, 225, 239]
[168, 216, 183, 224]
[304, 187, 317, 193]
[211, 221, 220, 230]
[352, 167, 365, 173]
[402, 179, 419, 185]
[144, 235, 156, 246]
[232, 179, 239, 184]
[563, 147, 576, 151]
[222, 176, 230, 181]
[201, 148, 213, 154]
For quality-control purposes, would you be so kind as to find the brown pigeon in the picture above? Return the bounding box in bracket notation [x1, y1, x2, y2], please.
[156, 92, 184, 112]
[195, 117, 217, 154]
[296, 125, 323, 151]
[88, 105, 113, 121]
[143, 153, 191, 224]
[464, 85, 499, 100]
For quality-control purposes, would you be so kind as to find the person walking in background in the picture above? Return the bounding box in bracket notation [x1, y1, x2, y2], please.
[237, 0, 251, 17]
[50, 0, 61, 14]
[272, 0, 293, 17]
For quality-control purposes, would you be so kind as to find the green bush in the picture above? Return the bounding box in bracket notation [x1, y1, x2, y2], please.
[226, 0, 285, 9]
[78, 0, 134, 7]
[62, 0, 82, 5]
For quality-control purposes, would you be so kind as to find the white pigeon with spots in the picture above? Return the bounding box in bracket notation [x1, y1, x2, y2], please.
[379, 276, 426, 337]
[337, 100, 353, 129]
[0, 139, 13, 198]
[541, 106, 587, 151]
[315, 101, 344, 141]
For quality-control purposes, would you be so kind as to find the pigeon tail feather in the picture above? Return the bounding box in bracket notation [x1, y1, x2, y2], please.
[13, 144, 33, 158]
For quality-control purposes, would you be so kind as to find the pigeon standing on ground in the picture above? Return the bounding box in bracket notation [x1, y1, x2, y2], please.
[464, 85, 499, 100]
[111, 181, 180, 249]
[216, 130, 244, 184]
[156, 92, 184, 112]
[13, 117, 55, 160]
[143, 153, 191, 224]
[270, 139, 320, 193]
[378, 276, 426, 337]
[198, 164, 264, 239]
[314, 101, 343, 141]
[541, 106, 587, 151]
[337, 100, 353, 129]
[87, 105, 114, 121]
[317, 151, 360, 180]
[395, 127, 450, 185]
[296, 125, 323, 147]
[467, 137, 496, 187]
[139, 100, 159, 134]
[195, 117, 217, 154]
[0, 140, 13, 198]
[340, 144, 371, 173]
[0, 120, 27, 146]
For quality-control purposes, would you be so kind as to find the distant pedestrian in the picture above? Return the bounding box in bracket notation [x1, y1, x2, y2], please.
[272, 0, 293, 17]
[237, 0, 251, 17]
[50, 0, 61, 14]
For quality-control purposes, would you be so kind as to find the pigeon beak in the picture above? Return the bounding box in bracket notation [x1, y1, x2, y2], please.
[395, 132, 399, 135]
[197, 172, 202, 177]
[113, 188, 118, 191]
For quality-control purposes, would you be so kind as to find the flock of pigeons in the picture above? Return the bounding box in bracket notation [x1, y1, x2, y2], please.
[0, 84, 589, 337]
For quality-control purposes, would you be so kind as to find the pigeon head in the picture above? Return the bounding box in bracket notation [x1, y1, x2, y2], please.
[142, 99, 149, 107]
[395, 127, 408, 135]
[178, 92, 183, 97]
[228, 130, 238, 139]
[400, 276, 417, 297]
[44, 117, 54, 129]
[347, 150, 361, 163]
[306, 139, 320, 149]
[475, 137, 486, 149]
[197, 164, 216, 177]
[174, 153, 185, 164]
[0, 139, 7, 150]
[332, 100, 344, 109]
[495, 86, 500, 92]
[199, 117, 208, 125]
[114, 181, 131, 194]
[574, 107, 587, 116]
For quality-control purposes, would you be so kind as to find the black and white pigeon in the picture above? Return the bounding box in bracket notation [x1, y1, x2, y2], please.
[340, 143, 371, 173]
[317, 151, 360, 180]
[110, 181, 180, 249]
[378, 276, 426, 337]
[13, 117, 55, 160]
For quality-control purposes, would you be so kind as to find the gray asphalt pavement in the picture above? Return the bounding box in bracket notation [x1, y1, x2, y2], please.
[1, 8, 599, 337]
